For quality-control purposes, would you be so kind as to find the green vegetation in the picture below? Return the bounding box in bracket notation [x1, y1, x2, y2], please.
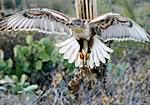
[0, 36, 52, 76]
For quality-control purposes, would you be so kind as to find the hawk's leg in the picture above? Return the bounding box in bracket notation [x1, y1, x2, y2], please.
[77, 39, 90, 67]
[79, 51, 90, 67]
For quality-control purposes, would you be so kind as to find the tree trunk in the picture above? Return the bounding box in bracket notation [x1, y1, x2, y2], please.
[0, 0, 4, 11]
[0, 0, 4, 19]
[11, 0, 16, 11]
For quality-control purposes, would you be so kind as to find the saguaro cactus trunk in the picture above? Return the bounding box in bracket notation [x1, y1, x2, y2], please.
[75, 0, 97, 19]
[0, 0, 4, 11]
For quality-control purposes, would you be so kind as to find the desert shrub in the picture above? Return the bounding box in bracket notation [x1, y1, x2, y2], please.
[0, 34, 75, 82]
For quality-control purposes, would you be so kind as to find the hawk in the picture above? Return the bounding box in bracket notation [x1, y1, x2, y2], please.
[0, 8, 149, 68]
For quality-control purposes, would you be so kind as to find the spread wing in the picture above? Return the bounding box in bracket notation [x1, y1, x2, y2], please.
[0, 8, 71, 35]
[89, 12, 150, 42]
[0, 8, 82, 68]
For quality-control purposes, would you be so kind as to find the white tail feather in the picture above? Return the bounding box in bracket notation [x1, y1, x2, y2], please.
[89, 35, 113, 68]
[55, 37, 80, 66]
[63, 46, 74, 59]
[55, 37, 74, 47]
[89, 51, 94, 68]
[95, 44, 106, 63]
[59, 42, 72, 54]
[95, 38, 111, 59]
[75, 53, 81, 67]
[93, 45, 100, 66]
[69, 44, 80, 63]
[96, 36, 113, 53]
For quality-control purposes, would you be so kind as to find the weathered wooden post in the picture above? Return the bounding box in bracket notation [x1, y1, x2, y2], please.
[0, 0, 5, 18]
[11, 0, 16, 11]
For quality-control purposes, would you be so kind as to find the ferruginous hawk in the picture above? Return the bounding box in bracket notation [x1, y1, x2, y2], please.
[0, 8, 149, 68]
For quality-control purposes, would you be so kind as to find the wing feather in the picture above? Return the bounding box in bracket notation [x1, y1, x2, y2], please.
[75, 53, 81, 67]
[90, 35, 113, 68]
[92, 45, 100, 66]
[89, 51, 94, 68]
[89, 12, 149, 42]
[0, 8, 71, 35]
[55, 37, 80, 65]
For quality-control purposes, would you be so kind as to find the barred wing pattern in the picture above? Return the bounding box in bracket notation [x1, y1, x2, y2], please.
[0, 8, 81, 67]
[0, 8, 71, 35]
[88, 13, 149, 68]
[89, 13, 149, 42]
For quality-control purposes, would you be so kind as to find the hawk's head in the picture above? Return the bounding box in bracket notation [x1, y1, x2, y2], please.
[69, 19, 89, 38]
[72, 19, 86, 26]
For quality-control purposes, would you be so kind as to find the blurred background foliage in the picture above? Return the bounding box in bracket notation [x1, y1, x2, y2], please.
[0, 0, 150, 105]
